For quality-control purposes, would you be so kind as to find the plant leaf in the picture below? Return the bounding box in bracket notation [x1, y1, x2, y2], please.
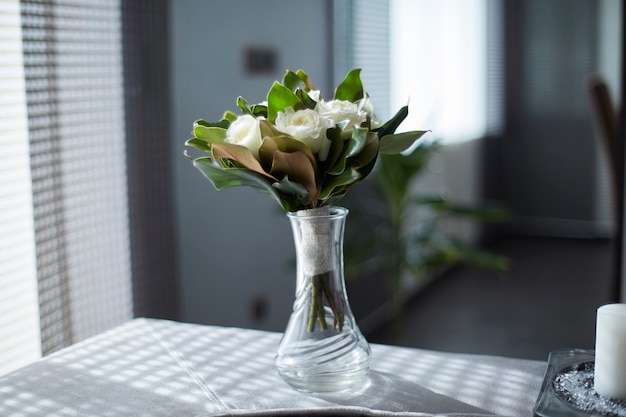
[195, 118, 230, 129]
[192, 124, 227, 143]
[250, 104, 268, 118]
[320, 168, 361, 200]
[269, 149, 318, 205]
[350, 132, 379, 175]
[379, 131, 429, 154]
[185, 137, 212, 152]
[259, 135, 317, 172]
[377, 105, 409, 137]
[223, 111, 238, 122]
[295, 69, 315, 90]
[267, 81, 303, 122]
[237, 96, 256, 115]
[334, 68, 364, 102]
[327, 127, 369, 175]
[211, 143, 277, 181]
[282, 70, 307, 92]
[192, 157, 290, 210]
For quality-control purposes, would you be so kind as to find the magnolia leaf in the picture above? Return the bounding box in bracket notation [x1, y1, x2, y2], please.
[295, 69, 315, 91]
[259, 135, 317, 171]
[377, 105, 409, 137]
[192, 157, 290, 211]
[350, 132, 379, 170]
[211, 143, 277, 181]
[259, 119, 283, 138]
[268, 149, 318, 205]
[223, 111, 238, 122]
[267, 81, 303, 122]
[379, 131, 429, 154]
[192, 124, 227, 143]
[334, 68, 364, 102]
[250, 104, 268, 118]
[327, 127, 369, 175]
[346, 127, 369, 158]
[272, 176, 309, 198]
[237, 96, 253, 115]
[295, 89, 318, 110]
[319, 168, 361, 200]
[323, 191, 347, 206]
[322, 127, 344, 172]
[195, 118, 230, 129]
[282, 70, 308, 92]
[185, 137, 212, 152]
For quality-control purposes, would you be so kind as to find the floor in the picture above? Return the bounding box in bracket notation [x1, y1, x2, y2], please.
[367, 236, 616, 361]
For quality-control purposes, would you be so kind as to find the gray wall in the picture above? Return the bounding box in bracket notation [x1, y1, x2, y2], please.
[170, 0, 331, 331]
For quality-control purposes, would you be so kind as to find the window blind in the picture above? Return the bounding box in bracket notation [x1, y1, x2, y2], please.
[333, 0, 390, 120]
[0, 0, 42, 375]
[20, 0, 133, 355]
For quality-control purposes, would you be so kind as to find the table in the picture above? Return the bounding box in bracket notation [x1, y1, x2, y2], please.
[0, 318, 547, 416]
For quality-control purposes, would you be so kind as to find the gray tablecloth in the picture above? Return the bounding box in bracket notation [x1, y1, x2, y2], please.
[0, 318, 547, 416]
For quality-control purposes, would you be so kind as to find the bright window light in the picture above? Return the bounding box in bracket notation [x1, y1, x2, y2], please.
[390, 0, 488, 144]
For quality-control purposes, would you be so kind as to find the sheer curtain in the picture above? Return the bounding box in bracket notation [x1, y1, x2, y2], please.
[0, 0, 177, 375]
[334, 0, 495, 143]
[0, 0, 42, 375]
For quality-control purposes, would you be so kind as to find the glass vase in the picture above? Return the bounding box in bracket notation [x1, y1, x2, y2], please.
[275, 206, 371, 392]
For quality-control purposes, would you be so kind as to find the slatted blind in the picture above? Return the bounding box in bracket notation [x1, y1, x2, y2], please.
[333, 0, 390, 120]
[20, 0, 133, 355]
[0, 0, 42, 376]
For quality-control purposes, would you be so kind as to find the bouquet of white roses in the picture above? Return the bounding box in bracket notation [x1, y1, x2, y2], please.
[185, 68, 427, 212]
[185, 69, 426, 332]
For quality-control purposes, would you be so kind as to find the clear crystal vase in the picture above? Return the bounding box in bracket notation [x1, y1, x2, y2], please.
[275, 206, 371, 392]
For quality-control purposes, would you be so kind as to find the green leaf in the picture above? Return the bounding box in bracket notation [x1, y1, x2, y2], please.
[282, 70, 307, 92]
[185, 137, 212, 152]
[268, 149, 318, 205]
[192, 158, 290, 210]
[322, 127, 345, 172]
[295, 69, 315, 90]
[272, 176, 309, 199]
[267, 81, 303, 122]
[327, 127, 369, 175]
[223, 111, 238, 122]
[237, 96, 253, 115]
[377, 105, 409, 137]
[295, 89, 318, 110]
[379, 131, 429, 154]
[259, 135, 317, 170]
[334, 68, 364, 102]
[350, 132, 379, 176]
[192, 125, 227, 143]
[320, 168, 361, 200]
[211, 143, 277, 181]
[250, 104, 268, 118]
[195, 118, 230, 129]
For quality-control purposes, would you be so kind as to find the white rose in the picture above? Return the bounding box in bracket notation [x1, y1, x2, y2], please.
[357, 96, 383, 129]
[275, 107, 332, 156]
[225, 114, 262, 159]
[316, 99, 367, 128]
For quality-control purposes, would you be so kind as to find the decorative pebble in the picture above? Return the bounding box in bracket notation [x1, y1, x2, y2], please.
[553, 361, 626, 417]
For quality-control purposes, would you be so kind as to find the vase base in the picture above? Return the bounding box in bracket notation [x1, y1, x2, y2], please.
[275, 333, 371, 393]
[277, 366, 370, 393]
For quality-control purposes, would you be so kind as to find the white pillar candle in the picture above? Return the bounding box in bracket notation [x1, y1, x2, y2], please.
[594, 303, 626, 400]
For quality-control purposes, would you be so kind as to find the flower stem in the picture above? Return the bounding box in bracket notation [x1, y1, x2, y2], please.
[306, 272, 345, 332]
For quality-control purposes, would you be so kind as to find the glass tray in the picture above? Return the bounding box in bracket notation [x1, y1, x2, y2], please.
[533, 349, 626, 417]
